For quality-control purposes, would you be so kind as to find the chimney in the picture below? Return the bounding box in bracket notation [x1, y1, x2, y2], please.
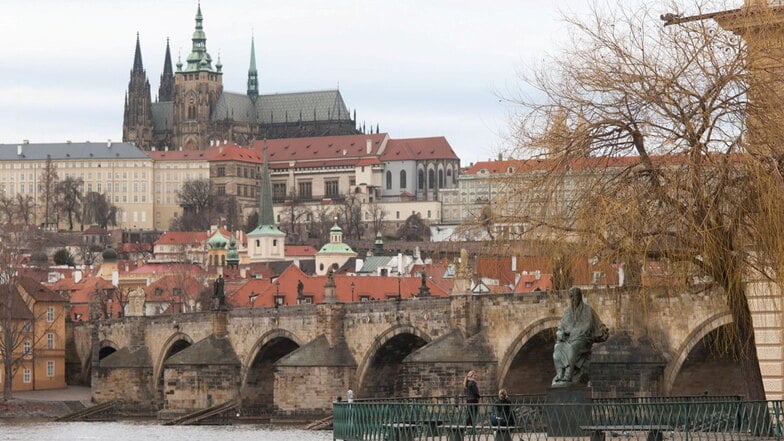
[107, 139, 112, 148]
[511, 255, 517, 273]
[17, 145, 22, 156]
[73, 270, 82, 284]
[23, 140, 29, 144]
[398, 252, 403, 275]
[366, 139, 372, 154]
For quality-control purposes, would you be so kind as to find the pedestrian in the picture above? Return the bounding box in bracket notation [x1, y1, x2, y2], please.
[491, 389, 515, 427]
[464, 370, 480, 425]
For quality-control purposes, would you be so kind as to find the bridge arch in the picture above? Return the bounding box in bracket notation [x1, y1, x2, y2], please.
[497, 317, 560, 393]
[663, 312, 734, 395]
[241, 328, 303, 413]
[152, 332, 194, 393]
[356, 324, 431, 398]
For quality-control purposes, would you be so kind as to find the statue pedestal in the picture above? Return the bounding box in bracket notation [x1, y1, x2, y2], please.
[546, 384, 591, 437]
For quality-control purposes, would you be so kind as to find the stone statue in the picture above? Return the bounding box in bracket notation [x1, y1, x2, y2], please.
[212, 275, 226, 310]
[297, 280, 304, 299]
[552, 287, 609, 387]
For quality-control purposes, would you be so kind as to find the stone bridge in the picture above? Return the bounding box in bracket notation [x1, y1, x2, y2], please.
[71, 285, 783, 417]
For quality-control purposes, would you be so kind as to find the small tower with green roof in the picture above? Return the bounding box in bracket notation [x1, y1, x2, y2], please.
[247, 35, 259, 101]
[247, 149, 286, 262]
[315, 221, 357, 275]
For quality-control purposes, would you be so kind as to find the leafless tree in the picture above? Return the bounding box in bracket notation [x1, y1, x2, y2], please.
[15, 195, 34, 226]
[368, 198, 387, 237]
[340, 193, 364, 240]
[0, 195, 14, 224]
[505, 0, 784, 400]
[39, 156, 59, 229]
[82, 192, 118, 229]
[55, 176, 83, 230]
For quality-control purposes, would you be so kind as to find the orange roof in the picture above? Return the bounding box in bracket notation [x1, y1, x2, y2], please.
[144, 275, 205, 302]
[355, 157, 382, 166]
[251, 133, 388, 165]
[228, 279, 273, 308]
[205, 144, 265, 163]
[284, 245, 317, 257]
[381, 137, 458, 161]
[155, 231, 208, 246]
[513, 273, 552, 293]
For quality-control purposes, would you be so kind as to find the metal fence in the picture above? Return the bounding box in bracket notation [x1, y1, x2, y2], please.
[333, 399, 784, 441]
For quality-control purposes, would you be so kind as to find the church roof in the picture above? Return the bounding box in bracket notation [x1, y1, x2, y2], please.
[381, 137, 459, 161]
[0, 142, 149, 161]
[251, 133, 388, 165]
[211, 90, 352, 125]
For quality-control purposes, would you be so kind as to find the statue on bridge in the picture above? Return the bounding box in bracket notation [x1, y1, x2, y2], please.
[552, 287, 609, 387]
[212, 274, 227, 311]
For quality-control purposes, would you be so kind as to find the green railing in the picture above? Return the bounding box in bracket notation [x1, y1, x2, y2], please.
[334, 399, 784, 440]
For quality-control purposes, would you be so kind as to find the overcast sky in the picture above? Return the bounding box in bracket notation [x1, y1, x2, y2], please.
[0, 1, 633, 164]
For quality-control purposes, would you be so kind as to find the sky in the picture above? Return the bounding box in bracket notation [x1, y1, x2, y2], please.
[0, 1, 601, 164]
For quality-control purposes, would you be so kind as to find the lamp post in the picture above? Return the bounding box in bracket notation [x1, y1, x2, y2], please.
[351, 281, 355, 303]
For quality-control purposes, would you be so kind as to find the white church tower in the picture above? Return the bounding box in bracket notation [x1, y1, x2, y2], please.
[247, 149, 286, 262]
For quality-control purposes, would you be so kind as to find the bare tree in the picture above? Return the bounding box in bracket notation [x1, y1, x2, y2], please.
[55, 176, 83, 230]
[15, 195, 34, 225]
[82, 192, 118, 229]
[368, 198, 387, 237]
[173, 178, 213, 231]
[340, 193, 364, 240]
[0, 195, 14, 224]
[507, 0, 784, 400]
[39, 156, 59, 229]
[281, 189, 307, 243]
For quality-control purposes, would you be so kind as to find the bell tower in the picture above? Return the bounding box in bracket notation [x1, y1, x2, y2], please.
[172, 3, 223, 151]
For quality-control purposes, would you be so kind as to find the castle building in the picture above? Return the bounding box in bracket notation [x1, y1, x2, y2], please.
[122, 4, 360, 151]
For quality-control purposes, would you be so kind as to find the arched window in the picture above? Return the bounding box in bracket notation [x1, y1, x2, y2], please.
[418, 169, 425, 190]
[386, 171, 392, 190]
[428, 169, 435, 189]
[400, 170, 407, 188]
[438, 170, 444, 188]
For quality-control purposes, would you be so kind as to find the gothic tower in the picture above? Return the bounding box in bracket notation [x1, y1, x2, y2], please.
[172, 3, 223, 150]
[247, 36, 259, 101]
[122, 33, 154, 149]
[158, 38, 175, 102]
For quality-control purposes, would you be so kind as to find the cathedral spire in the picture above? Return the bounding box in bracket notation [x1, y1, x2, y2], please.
[185, 2, 214, 72]
[132, 32, 144, 74]
[247, 35, 259, 100]
[158, 38, 174, 102]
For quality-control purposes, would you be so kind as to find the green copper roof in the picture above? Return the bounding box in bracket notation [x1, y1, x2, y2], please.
[227, 236, 239, 262]
[247, 36, 258, 98]
[183, 3, 216, 73]
[317, 242, 356, 255]
[330, 223, 342, 233]
[248, 224, 286, 237]
[207, 230, 228, 249]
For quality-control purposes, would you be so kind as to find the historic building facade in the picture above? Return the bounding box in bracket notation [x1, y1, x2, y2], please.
[122, 5, 360, 151]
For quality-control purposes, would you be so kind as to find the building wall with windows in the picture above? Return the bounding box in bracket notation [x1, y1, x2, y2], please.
[148, 149, 211, 230]
[0, 142, 154, 230]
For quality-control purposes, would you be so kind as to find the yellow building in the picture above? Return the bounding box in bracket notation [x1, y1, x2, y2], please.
[0, 277, 67, 392]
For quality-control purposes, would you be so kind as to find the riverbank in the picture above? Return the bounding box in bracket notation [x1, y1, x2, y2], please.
[1, 386, 92, 420]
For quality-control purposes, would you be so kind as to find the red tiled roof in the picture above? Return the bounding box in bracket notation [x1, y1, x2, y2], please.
[284, 245, 318, 257]
[144, 275, 206, 302]
[513, 273, 552, 293]
[251, 133, 388, 165]
[355, 157, 382, 166]
[381, 137, 458, 161]
[205, 144, 265, 163]
[228, 279, 273, 308]
[155, 231, 209, 246]
[18, 276, 66, 303]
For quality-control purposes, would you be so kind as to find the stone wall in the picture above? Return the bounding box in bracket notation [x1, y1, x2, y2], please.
[163, 364, 240, 411]
[274, 366, 355, 415]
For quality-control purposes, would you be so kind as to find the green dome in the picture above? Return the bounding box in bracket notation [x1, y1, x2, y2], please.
[102, 245, 118, 261]
[227, 236, 239, 263]
[207, 230, 229, 249]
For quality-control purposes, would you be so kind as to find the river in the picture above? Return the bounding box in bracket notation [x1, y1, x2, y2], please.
[0, 421, 334, 441]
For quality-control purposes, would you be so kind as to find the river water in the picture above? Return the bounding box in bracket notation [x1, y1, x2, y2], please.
[0, 422, 333, 441]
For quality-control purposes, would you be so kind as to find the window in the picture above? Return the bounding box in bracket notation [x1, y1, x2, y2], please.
[47, 332, 55, 349]
[274, 296, 285, 306]
[215, 184, 226, 195]
[272, 183, 286, 200]
[325, 180, 339, 197]
[217, 166, 225, 177]
[46, 307, 54, 322]
[418, 170, 425, 190]
[386, 171, 392, 189]
[400, 170, 407, 188]
[47, 361, 55, 378]
[298, 181, 312, 199]
[428, 169, 435, 189]
[23, 340, 31, 355]
[23, 369, 31, 383]
[438, 170, 444, 188]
